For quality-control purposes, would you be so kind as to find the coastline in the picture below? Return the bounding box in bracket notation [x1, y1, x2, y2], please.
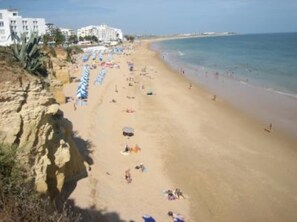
[150, 36, 297, 139]
[145, 39, 297, 221]
[61, 40, 297, 221]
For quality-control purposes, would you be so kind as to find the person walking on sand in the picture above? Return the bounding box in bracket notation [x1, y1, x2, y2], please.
[212, 94, 217, 101]
[115, 85, 118, 93]
[188, 83, 192, 90]
[125, 169, 132, 183]
[73, 100, 77, 111]
[269, 123, 273, 132]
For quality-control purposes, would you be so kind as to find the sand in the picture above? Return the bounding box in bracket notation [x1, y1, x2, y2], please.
[61, 40, 297, 222]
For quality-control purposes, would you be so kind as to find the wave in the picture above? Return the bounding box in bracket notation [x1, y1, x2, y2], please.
[178, 51, 184, 56]
[238, 79, 297, 99]
[265, 88, 297, 99]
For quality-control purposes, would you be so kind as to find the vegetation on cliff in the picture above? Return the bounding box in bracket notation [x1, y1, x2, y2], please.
[0, 143, 81, 221]
[11, 32, 48, 77]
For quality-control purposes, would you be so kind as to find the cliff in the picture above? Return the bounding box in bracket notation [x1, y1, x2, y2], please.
[47, 48, 71, 104]
[0, 70, 87, 204]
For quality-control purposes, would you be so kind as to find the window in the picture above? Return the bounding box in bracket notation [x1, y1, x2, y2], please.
[0, 21, 4, 27]
[0, 13, 2, 19]
[0, 29, 5, 35]
[13, 13, 17, 16]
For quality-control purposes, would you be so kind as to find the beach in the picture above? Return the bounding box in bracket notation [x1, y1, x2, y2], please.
[61, 40, 297, 222]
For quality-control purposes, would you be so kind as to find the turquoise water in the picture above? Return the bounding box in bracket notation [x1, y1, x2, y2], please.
[152, 33, 297, 137]
[153, 33, 297, 97]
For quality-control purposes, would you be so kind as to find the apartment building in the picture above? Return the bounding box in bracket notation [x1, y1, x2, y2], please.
[77, 25, 98, 38]
[77, 24, 123, 42]
[0, 9, 46, 46]
[60, 28, 76, 41]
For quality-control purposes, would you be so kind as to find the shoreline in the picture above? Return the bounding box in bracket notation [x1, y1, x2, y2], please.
[150, 38, 297, 140]
[144, 40, 297, 221]
[61, 40, 297, 221]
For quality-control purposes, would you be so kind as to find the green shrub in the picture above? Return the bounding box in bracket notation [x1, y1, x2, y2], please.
[0, 144, 81, 221]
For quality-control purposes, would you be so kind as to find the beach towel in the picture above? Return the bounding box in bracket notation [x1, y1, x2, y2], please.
[120, 151, 129, 156]
[174, 218, 185, 222]
[142, 215, 156, 222]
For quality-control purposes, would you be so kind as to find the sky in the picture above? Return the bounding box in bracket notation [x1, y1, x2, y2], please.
[0, 0, 297, 35]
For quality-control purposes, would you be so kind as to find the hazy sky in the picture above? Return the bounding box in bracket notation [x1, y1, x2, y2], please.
[1, 0, 297, 35]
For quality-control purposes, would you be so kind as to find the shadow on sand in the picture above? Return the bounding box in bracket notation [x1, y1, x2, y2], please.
[66, 199, 127, 222]
[73, 130, 94, 167]
[55, 131, 128, 221]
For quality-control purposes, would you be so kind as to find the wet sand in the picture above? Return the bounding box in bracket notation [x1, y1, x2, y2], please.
[61, 40, 297, 222]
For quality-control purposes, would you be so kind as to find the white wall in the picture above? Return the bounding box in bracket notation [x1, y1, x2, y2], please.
[0, 9, 46, 46]
[0, 9, 16, 46]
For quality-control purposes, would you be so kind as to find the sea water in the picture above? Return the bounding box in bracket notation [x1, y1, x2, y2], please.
[152, 33, 297, 137]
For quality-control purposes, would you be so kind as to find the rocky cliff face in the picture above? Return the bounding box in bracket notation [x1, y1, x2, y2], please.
[0, 74, 87, 202]
[48, 55, 71, 105]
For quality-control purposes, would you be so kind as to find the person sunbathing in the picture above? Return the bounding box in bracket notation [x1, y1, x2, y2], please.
[165, 190, 176, 200]
[124, 144, 131, 153]
[174, 188, 186, 199]
[123, 108, 136, 113]
[131, 145, 141, 153]
[135, 163, 146, 172]
[126, 96, 135, 99]
[168, 211, 185, 222]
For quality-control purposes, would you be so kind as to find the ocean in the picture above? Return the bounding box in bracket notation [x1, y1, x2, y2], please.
[152, 33, 297, 137]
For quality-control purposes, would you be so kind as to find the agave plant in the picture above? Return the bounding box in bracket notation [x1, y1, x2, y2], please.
[11, 32, 47, 77]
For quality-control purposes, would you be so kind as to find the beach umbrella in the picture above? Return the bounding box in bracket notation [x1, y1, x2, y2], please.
[77, 90, 87, 96]
[76, 92, 85, 98]
[122, 127, 134, 137]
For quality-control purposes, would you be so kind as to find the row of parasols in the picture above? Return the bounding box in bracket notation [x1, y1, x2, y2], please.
[76, 66, 90, 100]
[84, 48, 122, 63]
[82, 53, 91, 62]
[94, 68, 107, 85]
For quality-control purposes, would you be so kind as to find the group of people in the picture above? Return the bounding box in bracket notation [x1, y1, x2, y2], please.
[121, 64, 185, 221]
[123, 144, 141, 153]
[165, 188, 186, 200]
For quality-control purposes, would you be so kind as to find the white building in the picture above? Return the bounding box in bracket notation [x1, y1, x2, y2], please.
[60, 28, 75, 40]
[0, 9, 46, 46]
[77, 24, 123, 42]
[77, 25, 97, 38]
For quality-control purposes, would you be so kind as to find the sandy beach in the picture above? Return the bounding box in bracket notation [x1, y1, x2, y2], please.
[61, 40, 297, 222]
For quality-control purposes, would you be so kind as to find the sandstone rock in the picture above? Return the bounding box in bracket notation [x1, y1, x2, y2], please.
[55, 69, 70, 84]
[50, 79, 66, 105]
[0, 77, 87, 202]
[47, 104, 60, 115]
[54, 140, 71, 169]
